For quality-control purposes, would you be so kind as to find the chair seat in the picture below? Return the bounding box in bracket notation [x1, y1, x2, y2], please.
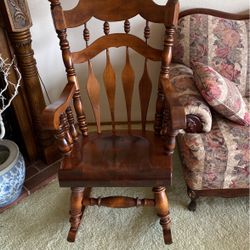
[59, 130, 171, 187]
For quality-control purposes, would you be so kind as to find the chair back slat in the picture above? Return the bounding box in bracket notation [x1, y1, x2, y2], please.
[64, 0, 166, 28]
[86, 61, 101, 133]
[122, 46, 135, 131]
[139, 21, 152, 131]
[48, 0, 180, 135]
[103, 50, 116, 132]
[103, 21, 116, 132]
[139, 61, 152, 131]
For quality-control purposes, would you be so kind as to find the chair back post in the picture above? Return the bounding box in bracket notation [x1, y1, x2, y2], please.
[154, 0, 179, 135]
[48, 0, 88, 137]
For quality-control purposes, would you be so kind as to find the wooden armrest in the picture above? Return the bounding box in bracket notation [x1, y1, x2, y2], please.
[41, 82, 76, 130]
[161, 77, 186, 130]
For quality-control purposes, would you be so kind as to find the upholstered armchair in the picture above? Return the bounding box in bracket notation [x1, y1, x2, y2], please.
[168, 9, 250, 211]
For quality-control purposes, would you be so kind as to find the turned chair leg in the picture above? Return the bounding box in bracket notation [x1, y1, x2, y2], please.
[187, 187, 198, 212]
[153, 186, 172, 244]
[67, 187, 85, 242]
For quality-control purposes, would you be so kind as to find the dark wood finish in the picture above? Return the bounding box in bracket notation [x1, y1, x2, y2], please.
[179, 8, 250, 20]
[82, 196, 155, 207]
[67, 187, 84, 242]
[86, 61, 101, 134]
[139, 21, 152, 131]
[59, 130, 171, 187]
[64, 0, 167, 27]
[72, 34, 162, 64]
[153, 186, 172, 244]
[103, 35, 116, 132]
[0, 0, 59, 163]
[187, 187, 249, 211]
[43, 0, 183, 245]
[66, 107, 78, 140]
[139, 61, 152, 131]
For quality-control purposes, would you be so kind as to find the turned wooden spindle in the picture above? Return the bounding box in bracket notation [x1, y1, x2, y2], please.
[104, 21, 110, 35]
[153, 186, 172, 244]
[66, 107, 78, 140]
[53, 11, 88, 137]
[124, 19, 130, 34]
[82, 196, 155, 208]
[61, 112, 73, 146]
[144, 21, 150, 41]
[55, 114, 72, 155]
[154, 25, 175, 136]
[154, 85, 165, 135]
[68, 187, 84, 242]
[83, 24, 90, 46]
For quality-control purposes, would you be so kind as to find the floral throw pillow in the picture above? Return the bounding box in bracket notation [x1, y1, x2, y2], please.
[192, 62, 250, 126]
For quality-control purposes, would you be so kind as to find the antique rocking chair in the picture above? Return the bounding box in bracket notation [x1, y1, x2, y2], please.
[42, 0, 184, 244]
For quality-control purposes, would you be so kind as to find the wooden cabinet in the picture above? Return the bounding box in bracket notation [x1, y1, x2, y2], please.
[0, 0, 59, 163]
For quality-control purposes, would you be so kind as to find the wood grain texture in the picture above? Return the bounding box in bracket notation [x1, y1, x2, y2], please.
[139, 60, 152, 131]
[180, 8, 250, 20]
[64, 0, 168, 28]
[46, 0, 182, 245]
[103, 49, 116, 132]
[82, 196, 155, 208]
[122, 47, 135, 131]
[59, 130, 172, 187]
[72, 34, 162, 64]
[42, 82, 76, 130]
[86, 61, 101, 133]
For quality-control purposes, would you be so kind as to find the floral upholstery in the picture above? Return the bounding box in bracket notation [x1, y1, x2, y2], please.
[173, 14, 250, 97]
[172, 13, 250, 191]
[192, 62, 250, 126]
[170, 63, 212, 132]
[178, 109, 250, 190]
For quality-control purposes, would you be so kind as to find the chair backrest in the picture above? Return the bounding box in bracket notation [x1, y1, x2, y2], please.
[172, 9, 250, 97]
[48, 0, 179, 134]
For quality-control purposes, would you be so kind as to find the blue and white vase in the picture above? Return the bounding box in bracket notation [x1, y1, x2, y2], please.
[0, 140, 25, 207]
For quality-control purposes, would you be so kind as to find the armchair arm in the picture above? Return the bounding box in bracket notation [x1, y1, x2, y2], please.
[41, 82, 76, 130]
[170, 63, 212, 133]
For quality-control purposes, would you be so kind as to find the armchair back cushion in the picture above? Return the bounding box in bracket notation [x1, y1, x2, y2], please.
[192, 62, 250, 126]
[173, 13, 250, 97]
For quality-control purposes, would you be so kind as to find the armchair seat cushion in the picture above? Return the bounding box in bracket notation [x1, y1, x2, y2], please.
[178, 111, 250, 190]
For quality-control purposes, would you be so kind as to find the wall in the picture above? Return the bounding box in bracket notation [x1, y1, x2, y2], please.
[27, 0, 249, 123]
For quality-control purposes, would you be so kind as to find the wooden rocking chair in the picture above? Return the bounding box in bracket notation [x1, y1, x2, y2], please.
[42, 0, 185, 245]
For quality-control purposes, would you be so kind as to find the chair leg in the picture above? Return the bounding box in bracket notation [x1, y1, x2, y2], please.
[153, 186, 172, 244]
[67, 187, 84, 242]
[187, 187, 198, 212]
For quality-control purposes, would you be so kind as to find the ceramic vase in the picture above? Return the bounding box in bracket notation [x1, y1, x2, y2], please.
[0, 139, 25, 207]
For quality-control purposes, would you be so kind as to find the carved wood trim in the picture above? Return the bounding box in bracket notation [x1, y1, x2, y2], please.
[63, 0, 168, 27]
[180, 8, 249, 20]
[186, 114, 203, 133]
[71, 34, 162, 64]
[3, 0, 32, 32]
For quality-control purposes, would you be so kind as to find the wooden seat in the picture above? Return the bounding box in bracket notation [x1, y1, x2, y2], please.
[42, 0, 185, 245]
[59, 131, 171, 187]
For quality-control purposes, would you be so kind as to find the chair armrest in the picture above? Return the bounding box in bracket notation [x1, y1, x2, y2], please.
[41, 82, 76, 130]
[161, 77, 186, 131]
[170, 63, 212, 133]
